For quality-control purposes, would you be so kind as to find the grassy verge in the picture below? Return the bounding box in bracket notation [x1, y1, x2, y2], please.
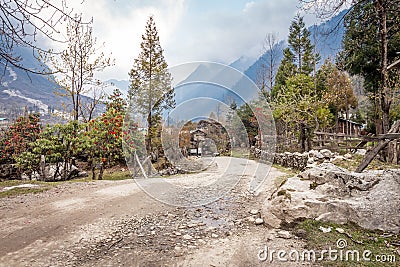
[294, 219, 399, 266]
[333, 154, 399, 172]
[0, 180, 54, 198]
[230, 149, 251, 158]
[101, 169, 132, 180]
[0, 169, 132, 198]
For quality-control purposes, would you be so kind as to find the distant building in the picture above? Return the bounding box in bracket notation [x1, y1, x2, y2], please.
[337, 118, 363, 136]
[189, 129, 207, 155]
[0, 117, 9, 129]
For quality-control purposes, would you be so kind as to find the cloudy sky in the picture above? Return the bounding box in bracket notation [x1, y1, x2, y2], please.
[57, 0, 320, 81]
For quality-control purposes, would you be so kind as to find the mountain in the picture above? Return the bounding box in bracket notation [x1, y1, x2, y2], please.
[243, 9, 347, 85]
[0, 46, 106, 120]
[0, 46, 65, 116]
[171, 9, 348, 115]
[104, 79, 130, 96]
[229, 55, 257, 73]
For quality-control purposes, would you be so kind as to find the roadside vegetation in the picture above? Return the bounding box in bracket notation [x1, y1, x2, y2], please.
[294, 219, 399, 267]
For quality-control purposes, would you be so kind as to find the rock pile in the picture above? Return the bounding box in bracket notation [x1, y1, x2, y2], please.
[263, 163, 400, 233]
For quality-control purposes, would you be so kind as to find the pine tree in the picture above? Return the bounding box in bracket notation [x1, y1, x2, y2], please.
[128, 16, 175, 153]
[271, 48, 296, 98]
[288, 15, 317, 75]
[272, 15, 319, 98]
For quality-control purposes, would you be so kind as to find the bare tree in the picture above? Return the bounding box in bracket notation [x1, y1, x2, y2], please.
[256, 33, 283, 97]
[0, 0, 78, 74]
[79, 80, 107, 123]
[43, 15, 114, 121]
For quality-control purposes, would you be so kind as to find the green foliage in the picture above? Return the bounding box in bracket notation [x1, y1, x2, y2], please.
[316, 59, 336, 98]
[272, 48, 297, 98]
[339, 1, 400, 93]
[274, 74, 330, 126]
[15, 152, 40, 177]
[287, 14, 318, 75]
[273, 74, 333, 151]
[0, 113, 41, 165]
[339, 0, 400, 133]
[86, 89, 127, 166]
[296, 219, 399, 267]
[272, 15, 319, 99]
[23, 121, 88, 179]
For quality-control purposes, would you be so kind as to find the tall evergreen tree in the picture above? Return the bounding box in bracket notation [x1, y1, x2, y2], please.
[272, 48, 296, 98]
[288, 14, 318, 75]
[272, 15, 319, 98]
[128, 16, 175, 153]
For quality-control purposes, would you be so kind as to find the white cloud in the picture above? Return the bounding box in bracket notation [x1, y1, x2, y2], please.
[165, 0, 299, 66]
[36, 0, 317, 81]
[243, 1, 256, 12]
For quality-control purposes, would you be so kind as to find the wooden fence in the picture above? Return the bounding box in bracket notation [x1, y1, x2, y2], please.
[313, 132, 375, 152]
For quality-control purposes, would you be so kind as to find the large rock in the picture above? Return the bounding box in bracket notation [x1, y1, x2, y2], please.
[263, 164, 400, 233]
[320, 149, 333, 158]
[42, 163, 79, 181]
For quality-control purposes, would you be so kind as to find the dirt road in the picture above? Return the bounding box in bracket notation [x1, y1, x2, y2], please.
[0, 157, 307, 266]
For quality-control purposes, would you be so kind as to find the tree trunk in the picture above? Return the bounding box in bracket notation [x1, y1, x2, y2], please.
[376, 0, 391, 134]
[299, 122, 306, 152]
[91, 164, 96, 180]
[40, 155, 46, 181]
[98, 162, 104, 180]
[146, 114, 152, 155]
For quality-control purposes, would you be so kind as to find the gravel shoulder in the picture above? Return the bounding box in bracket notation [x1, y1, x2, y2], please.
[0, 157, 308, 266]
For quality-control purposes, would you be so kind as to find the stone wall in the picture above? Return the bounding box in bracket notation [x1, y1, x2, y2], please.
[273, 152, 309, 171]
[0, 164, 19, 180]
[253, 147, 338, 171]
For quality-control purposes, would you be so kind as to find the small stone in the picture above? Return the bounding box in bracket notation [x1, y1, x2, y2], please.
[174, 246, 182, 251]
[183, 234, 192, 240]
[344, 153, 352, 159]
[175, 232, 182, 236]
[255, 218, 264, 225]
[249, 209, 259, 215]
[319, 226, 332, 233]
[294, 229, 307, 238]
[277, 230, 292, 239]
[211, 233, 219, 238]
[336, 228, 345, 234]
